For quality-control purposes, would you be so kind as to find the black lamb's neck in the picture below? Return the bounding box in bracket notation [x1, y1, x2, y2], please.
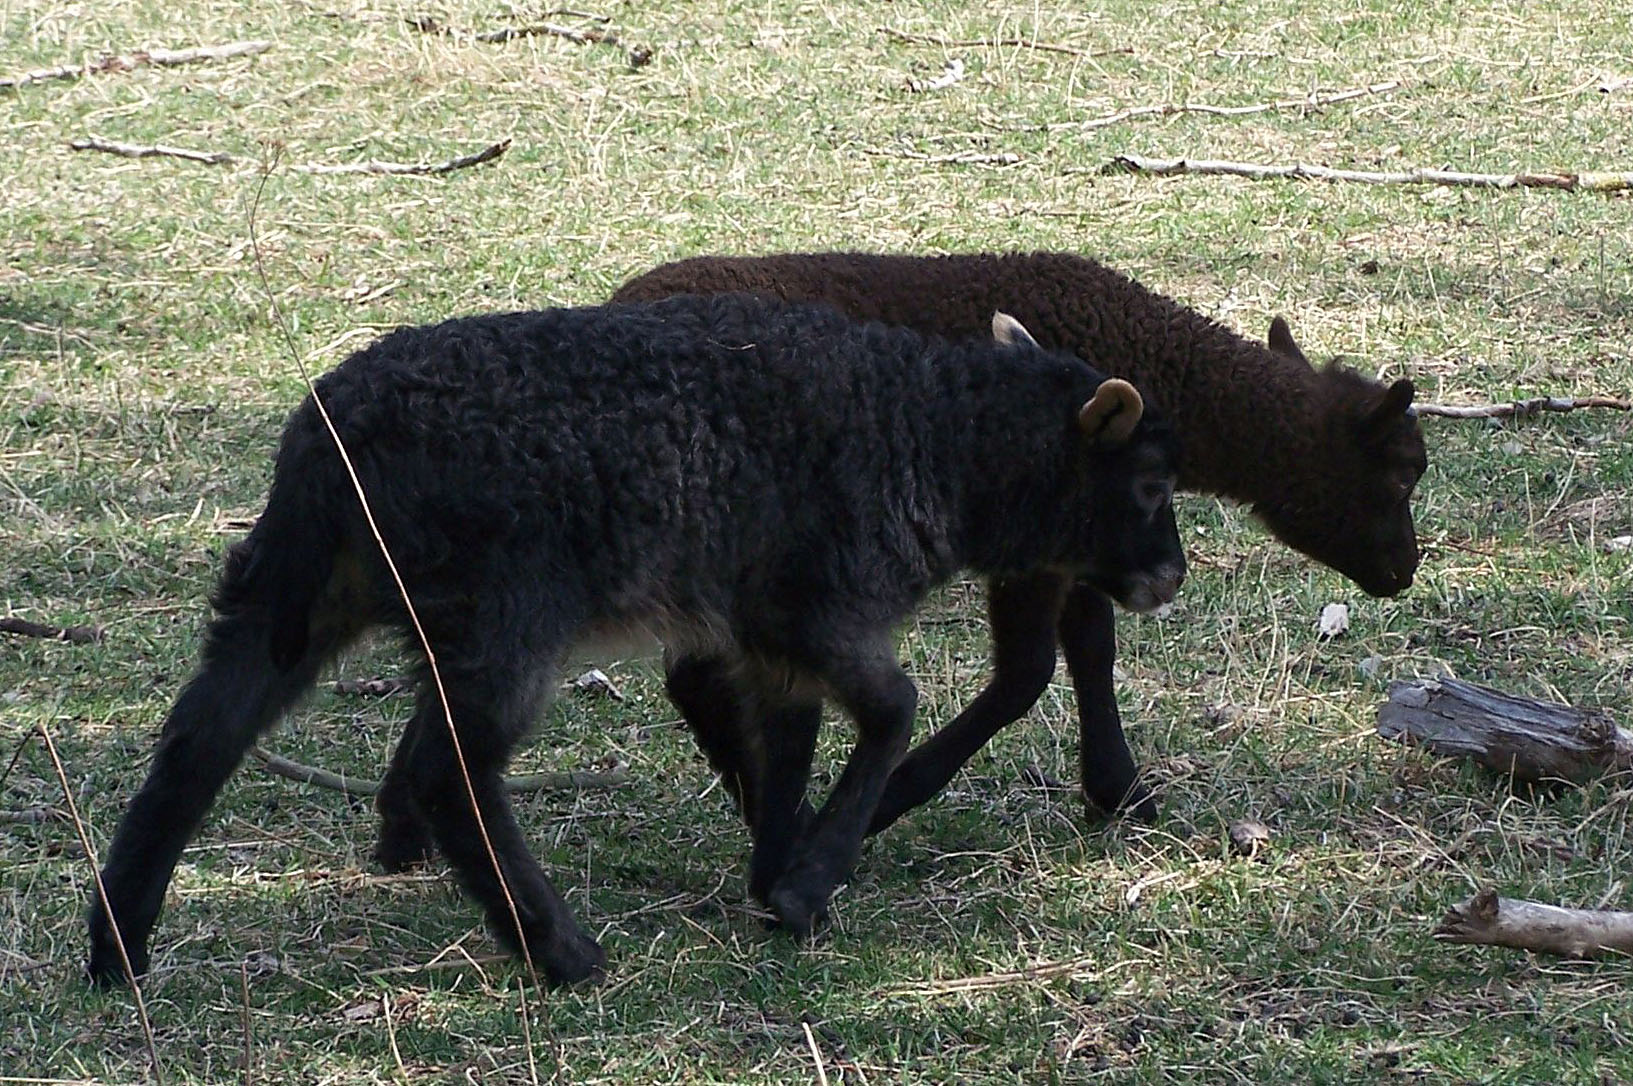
[933, 344, 1097, 576]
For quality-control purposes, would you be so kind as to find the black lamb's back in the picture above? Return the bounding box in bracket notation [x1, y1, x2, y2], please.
[268, 293, 1100, 647]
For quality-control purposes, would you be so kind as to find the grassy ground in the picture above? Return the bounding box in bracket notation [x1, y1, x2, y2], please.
[2, 0, 1631, 1081]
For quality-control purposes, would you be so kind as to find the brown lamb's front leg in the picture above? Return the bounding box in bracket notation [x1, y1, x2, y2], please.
[1057, 583, 1157, 822]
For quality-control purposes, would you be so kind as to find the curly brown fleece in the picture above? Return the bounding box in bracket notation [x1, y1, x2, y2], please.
[614, 250, 1427, 595]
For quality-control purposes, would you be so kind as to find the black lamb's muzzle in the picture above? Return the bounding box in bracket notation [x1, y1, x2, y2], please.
[1087, 558, 1186, 614]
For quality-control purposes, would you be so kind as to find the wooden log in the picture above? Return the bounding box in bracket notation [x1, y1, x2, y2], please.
[1436, 889, 1633, 958]
[1376, 676, 1633, 781]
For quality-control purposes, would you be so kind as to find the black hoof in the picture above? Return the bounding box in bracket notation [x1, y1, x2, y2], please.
[86, 922, 148, 989]
[373, 828, 436, 873]
[1085, 775, 1158, 824]
[767, 878, 831, 940]
[539, 932, 608, 988]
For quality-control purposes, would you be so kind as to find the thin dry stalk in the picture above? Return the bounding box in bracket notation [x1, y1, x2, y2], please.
[878, 26, 1126, 58]
[332, 676, 412, 697]
[1415, 395, 1632, 419]
[1, 40, 271, 90]
[293, 140, 510, 177]
[248, 158, 550, 1084]
[1110, 154, 1633, 191]
[1058, 81, 1400, 132]
[69, 137, 234, 165]
[382, 991, 408, 1080]
[863, 148, 1021, 166]
[36, 724, 164, 1081]
[239, 963, 253, 1085]
[802, 1021, 832, 1086]
[886, 954, 1108, 996]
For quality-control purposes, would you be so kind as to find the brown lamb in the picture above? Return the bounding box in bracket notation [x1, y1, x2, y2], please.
[609, 250, 1428, 827]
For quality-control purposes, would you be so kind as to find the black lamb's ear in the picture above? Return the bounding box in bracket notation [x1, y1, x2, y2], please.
[1363, 378, 1416, 438]
[1267, 316, 1310, 365]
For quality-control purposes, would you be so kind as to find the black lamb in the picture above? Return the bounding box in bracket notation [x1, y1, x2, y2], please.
[88, 294, 1185, 987]
[610, 251, 1428, 827]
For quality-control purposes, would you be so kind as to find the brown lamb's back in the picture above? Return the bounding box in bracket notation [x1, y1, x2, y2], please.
[613, 250, 1427, 597]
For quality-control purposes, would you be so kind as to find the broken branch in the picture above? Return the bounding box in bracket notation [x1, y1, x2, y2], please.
[1414, 395, 1632, 419]
[1377, 676, 1633, 781]
[863, 148, 1021, 166]
[249, 746, 628, 797]
[2, 40, 271, 91]
[1436, 889, 1633, 958]
[332, 676, 412, 697]
[1110, 154, 1633, 192]
[0, 616, 104, 644]
[879, 27, 1126, 58]
[1065, 81, 1399, 131]
[293, 139, 511, 177]
[70, 136, 234, 164]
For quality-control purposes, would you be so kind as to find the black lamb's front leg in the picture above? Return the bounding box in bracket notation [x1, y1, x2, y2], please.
[768, 646, 917, 936]
[1057, 583, 1157, 822]
[868, 572, 1068, 834]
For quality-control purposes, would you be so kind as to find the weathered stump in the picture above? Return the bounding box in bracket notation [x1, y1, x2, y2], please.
[1377, 676, 1632, 781]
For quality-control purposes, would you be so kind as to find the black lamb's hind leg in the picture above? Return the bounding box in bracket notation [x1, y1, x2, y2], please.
[402, 660, 605, 987]
[374, 714, 435, 873]
[738, 680, 822, 906]
[88, 611, 343, 987]
[665, 649, 817, 832]
[768, 644, 917, 937]
[868, 573, 1068, 835]
[1057, 583, 1157, 822]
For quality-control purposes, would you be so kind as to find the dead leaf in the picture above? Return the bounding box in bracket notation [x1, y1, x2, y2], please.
[1228, 819, 1273, 858]
[907, 57, 964, 93]
[341, 999, 383, 1023]
[1318, 602, 1350, 638]
[570, 667, 624, 700]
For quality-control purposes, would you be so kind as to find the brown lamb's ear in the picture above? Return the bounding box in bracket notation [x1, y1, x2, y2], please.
[1267, 316, 1310, 365]
[1363, 378, 1416, 438]
[991, 311, 1040, 348]
[1078, 378, 1144, 446]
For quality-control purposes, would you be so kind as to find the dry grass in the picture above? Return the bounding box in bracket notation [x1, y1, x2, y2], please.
[2, 0, 1632, 1081]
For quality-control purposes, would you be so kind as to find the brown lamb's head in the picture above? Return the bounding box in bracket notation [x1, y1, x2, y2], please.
[1252, 317, 1427, 597]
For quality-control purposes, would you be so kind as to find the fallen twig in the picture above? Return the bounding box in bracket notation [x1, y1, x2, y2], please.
[886, 954, 1106, 996]
[1061, 81, 1399, 131]
[332, 676, 412, 697]
[473, 21, 619, 46]
[0, 616, 104, 643]
[249, 746, 629, 797]
[1110, 154, 1633, 192]
[1414, 395, 1632, 419]
[906, 58, 964, 94]
[293, 139, 511, 177]
[1436, 889, 1633, 958]
[2, 40, 270, 91]
[70, 136, 234, 164]
[413, 15, 652, 66]
[0, 807, 58, 824]
[879, 27, 1126, 58]
[864, 148, 1021, 166]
